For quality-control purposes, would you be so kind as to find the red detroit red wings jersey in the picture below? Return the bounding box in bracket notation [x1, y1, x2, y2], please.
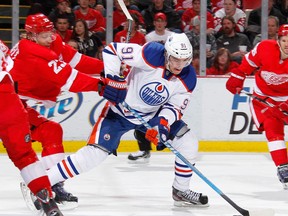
[239, 40, 288, 97]
[9, 35, 103, 107]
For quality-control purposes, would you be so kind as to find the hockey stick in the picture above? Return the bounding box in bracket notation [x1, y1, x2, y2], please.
[240, 90, 288, 115]
[117, 0, 133, 43]
[122, 101, 251, 216]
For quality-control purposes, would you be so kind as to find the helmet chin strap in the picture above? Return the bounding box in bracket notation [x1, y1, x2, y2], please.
[165, 52, 172, 72]
[278, 40, 288, 60]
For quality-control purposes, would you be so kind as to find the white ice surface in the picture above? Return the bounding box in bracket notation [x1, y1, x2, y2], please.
[0, 152, 287, 216]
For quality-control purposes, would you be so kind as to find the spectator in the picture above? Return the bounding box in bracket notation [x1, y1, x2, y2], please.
[192, 50, 200, 75]
[216, 16, 252, 64]
[87, 0, 106, 16]
[246, 0, 286, 43]
[71, 19, 104, 59]
[210, 0, 242, 13]
[113, 0, 145, 36]
[54, 14, 73, 43]
[114, 14, 146, 45]
[48, 0, 75, 28]
[27, 2, 46, 15]
[185, 15, 217, 68]
[275, 0, 288, 22]
[253, 16, 279, 47]
[74, 0, 106, 33]
[174, 0, 193, 17]
[207, 48, 239, 75]
[143, 0, 182, 33]
[181, 0, 214, 33]
[145, 12, 173, 44]
[214, 0, 246, 35]
[67, 39, 79, 50]
[131, 0, 174, 12]
[28, 1, 57, 16]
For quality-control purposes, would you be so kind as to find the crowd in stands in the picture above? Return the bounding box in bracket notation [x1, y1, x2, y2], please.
[22, 0, 288, 75]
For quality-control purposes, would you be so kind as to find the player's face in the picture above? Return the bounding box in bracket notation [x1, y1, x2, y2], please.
[168, 56, 191, 74]
[36, 31, 56, 47]
[279, 35, 288, 55]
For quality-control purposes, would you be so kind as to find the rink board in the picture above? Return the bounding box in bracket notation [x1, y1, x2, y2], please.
[1, 77, 288, 153]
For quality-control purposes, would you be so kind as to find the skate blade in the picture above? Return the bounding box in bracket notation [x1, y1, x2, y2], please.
[173, 200, 209, 208]
[20, 182, 38, 212]
[57, 200, 78, 211]
[127, 158, 150, 164]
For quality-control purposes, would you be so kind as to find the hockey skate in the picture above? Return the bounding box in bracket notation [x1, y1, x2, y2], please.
[172, 186, 209, 207]
[128, 150, 151, 163]
[277, 163, 288, 189]
[36, 188, 63, 216]
[52, 182, 78, 203]
[21, 182, 78, 213]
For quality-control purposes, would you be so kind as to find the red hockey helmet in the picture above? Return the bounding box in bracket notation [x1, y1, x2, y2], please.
[278, 24, 288, 37]
[25, 13, 54, 34]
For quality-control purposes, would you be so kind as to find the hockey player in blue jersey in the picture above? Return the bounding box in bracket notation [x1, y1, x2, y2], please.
[46, 33, 209, 207]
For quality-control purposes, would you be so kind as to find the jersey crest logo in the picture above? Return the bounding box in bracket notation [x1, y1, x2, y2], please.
[261, 71, 288, 85]
[139, 82, 169, 106]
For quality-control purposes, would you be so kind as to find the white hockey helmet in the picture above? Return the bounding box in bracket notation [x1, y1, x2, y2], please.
[164, 33, 193, 64]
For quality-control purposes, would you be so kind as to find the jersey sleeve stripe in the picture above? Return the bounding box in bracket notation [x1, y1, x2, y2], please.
[69, 51, 82, 68]
[61, 68, 78, 91]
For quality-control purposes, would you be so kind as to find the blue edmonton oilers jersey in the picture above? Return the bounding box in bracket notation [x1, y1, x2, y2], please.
[102, 41, 197, 125]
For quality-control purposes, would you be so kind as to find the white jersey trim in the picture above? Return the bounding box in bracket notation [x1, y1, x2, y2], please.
[61, 68, 78, 92]
[69, 52, 82, 68]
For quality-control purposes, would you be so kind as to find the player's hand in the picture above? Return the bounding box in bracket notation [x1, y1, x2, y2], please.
[98, 74, 127, 104]
[226, 69, 246, 94]
[145, 117, 170, 147]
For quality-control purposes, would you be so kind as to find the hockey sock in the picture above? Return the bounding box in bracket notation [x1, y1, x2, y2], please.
[173, 158, 193, 191]
[47, 145, 108, 186]
[268, 140, 288, 166]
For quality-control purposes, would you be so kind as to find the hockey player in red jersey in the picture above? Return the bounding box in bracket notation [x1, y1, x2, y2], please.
[226, 24, 288, 189]
[8, 13, 105, 204]
[0, 40, 63, 216]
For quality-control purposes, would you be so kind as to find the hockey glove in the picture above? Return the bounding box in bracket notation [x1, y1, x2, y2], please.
[226, 68, 246, 94]
[98, 74, 128, 104]
[145, 117, 170, 149]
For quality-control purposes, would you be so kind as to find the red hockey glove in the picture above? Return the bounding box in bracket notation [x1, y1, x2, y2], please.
[145, 117, 170, 146]
[98, 74, 127, 104]
[226, 69, 246, 94]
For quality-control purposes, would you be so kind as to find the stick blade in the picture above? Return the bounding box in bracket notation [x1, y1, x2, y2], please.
[234, 208, 275, 216]
[249, 209, 275, 216]
[117, 0, 133, 20]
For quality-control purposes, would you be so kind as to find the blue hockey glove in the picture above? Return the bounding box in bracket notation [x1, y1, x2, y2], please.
[99, 74, 127, 104]
[145, 117, 170, 149]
